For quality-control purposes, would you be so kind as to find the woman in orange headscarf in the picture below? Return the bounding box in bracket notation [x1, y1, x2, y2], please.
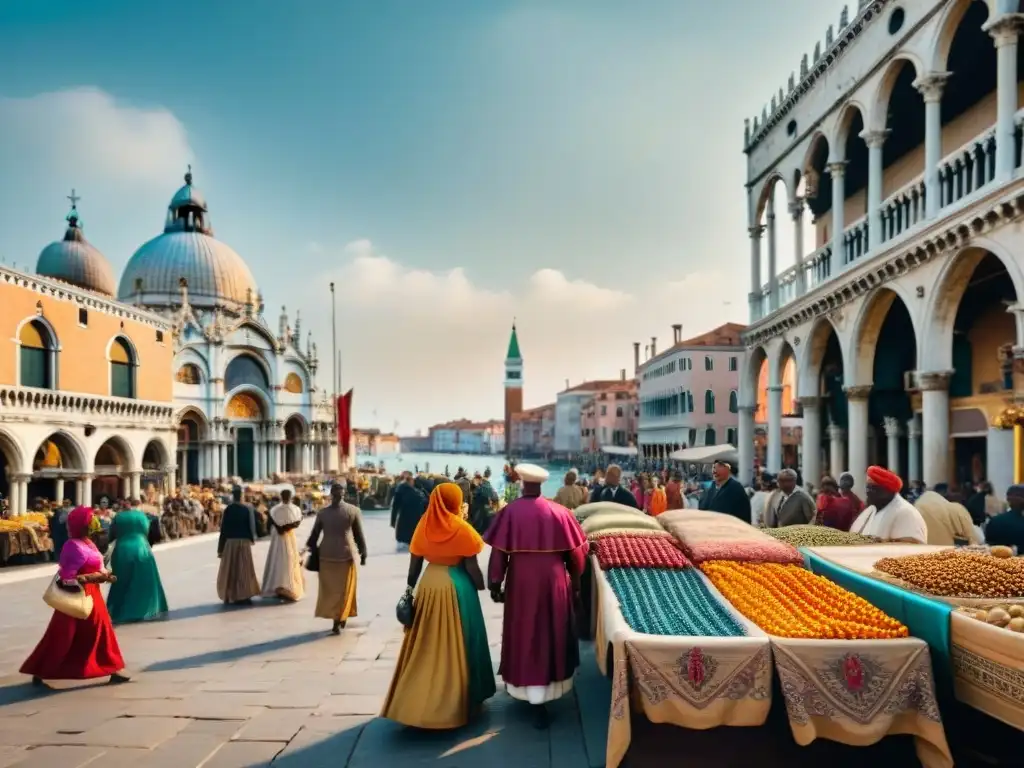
[382, 483, 496, 729]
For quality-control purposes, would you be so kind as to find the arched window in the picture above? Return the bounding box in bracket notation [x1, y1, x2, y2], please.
[705, 428, 716, 446]
[704, 390, 715, 414]
[175, 363, 202, 385]
[284, 372, 304, 393]
[726, 428, 737, 445]
[225, 354, 270, 393]
[729, 390, 738, 413]
[705, 356, 713, 371]
[19, 320, 56, 389]
[110, 337, 136, 399]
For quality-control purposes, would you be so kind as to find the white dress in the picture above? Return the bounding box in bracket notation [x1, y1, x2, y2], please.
[850, 495, 928, 544]
[261, 502, 306, 601]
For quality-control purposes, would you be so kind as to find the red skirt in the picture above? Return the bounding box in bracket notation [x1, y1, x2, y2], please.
[20, 582, 125, 680]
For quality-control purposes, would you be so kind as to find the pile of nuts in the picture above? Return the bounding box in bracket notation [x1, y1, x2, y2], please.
[874, 549, 1024, 599]
[765, 525, 878, 548]
[958, 605, 1024, 633]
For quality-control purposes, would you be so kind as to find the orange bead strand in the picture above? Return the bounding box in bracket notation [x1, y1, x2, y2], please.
[700, 561, 909, 640]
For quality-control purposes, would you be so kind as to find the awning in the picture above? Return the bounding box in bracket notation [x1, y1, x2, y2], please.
[600, 445, 638, 456]
[668, 444, 738, 464]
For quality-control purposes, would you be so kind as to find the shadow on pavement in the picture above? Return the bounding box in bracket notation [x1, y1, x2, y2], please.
[144, 630, 325, 672]
[163, 597, 286, 622]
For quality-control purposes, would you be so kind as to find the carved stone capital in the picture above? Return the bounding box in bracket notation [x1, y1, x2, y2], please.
[748, 225, 766, 239]
[788, 198, 805, 219]
[827, 425, 846, 440]
[984, 13, 1024, 47]
[859, 128, 890, 149]
[882, 416, 902, 438]
[797, 395, 822, 409]
[826, 160, 848, 177]
[906, 418, 922, 439]
[917, 371, 953, 391]
[913, 72, 950, 103]
[843, 385, 872, 401]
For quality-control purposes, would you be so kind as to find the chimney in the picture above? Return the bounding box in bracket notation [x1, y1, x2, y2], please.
[633, 342, 641, 372]
[650, 336, 657, 358]
[672, 324, 682, 344]
[620, 368, 626, 381]
[565, 378, 569, 390]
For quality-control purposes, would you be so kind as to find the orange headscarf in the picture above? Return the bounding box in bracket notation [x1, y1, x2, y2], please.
[649, 487, 668, 516]
[410, 482, 485, 566]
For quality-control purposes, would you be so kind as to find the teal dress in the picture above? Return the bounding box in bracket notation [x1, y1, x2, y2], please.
[106, 510, 168, 624]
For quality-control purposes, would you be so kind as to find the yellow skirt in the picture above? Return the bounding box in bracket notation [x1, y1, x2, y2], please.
[315, 559, 358, 621]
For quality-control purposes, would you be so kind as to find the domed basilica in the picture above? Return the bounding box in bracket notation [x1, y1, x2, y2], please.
[34, 169, 339, 485]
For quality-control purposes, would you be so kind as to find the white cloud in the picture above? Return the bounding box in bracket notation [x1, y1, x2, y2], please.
[310, 240, 745, 432]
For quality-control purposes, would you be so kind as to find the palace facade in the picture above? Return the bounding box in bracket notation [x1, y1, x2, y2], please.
[738, 0, 1024, 495]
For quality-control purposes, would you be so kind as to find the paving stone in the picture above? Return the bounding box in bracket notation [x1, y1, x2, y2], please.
[316, 695, 384, 716]
[326, 670, 394, 695]
[202, 740, 286, 768]
[271, 723, 366, 767]
[126, 696, 265, 721]
[40, 716, 189, 749]
[107, 683, 193, 701]
[232, 709, 315, 742]
[0, 747, 25, 768]
[179, 718, 244, 738]
[9, 745, 106, 768]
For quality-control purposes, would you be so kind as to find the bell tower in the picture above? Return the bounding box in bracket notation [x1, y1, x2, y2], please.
[504, 322, 524, 457]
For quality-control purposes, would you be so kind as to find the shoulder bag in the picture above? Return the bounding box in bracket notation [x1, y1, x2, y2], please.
[304, 545, 320, 572]
[42, 575, 94, 621]
[396, 586, 415, 628]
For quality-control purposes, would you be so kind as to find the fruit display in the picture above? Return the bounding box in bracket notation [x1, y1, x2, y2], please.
[956, 604, 1024, 632]
[873, 549, 1024, 599]
[765, 525, 877, 548]
[0, 513, 49, 533]
[701, 561, 909, 640]
[606, 566, 746, 637]
[594, 532, 691, 571]
[682, 539, 805, 566]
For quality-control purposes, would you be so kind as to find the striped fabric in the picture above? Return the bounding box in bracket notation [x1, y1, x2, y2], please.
[606, 568, 745, 637]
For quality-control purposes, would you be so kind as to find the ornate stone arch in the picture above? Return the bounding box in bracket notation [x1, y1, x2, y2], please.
[847, 284, 921, 386]
[920, 239, 1024, 372]
[931, 0, 995, 72]
[753, 171, 791, 225]
[32, 430, 87, 473]
[742, 345, 768, 409]
[796, 316, 845, 398]
[869, 53, 925, 132]
[831, 101, 869, 159]
[0, 427, 27, 476]
[94, 435, 136, 473]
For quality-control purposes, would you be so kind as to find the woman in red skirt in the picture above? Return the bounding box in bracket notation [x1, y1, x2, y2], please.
[21, 506, 128, 685]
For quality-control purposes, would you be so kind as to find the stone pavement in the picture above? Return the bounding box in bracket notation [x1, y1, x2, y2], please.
[0, 513, 610, 768]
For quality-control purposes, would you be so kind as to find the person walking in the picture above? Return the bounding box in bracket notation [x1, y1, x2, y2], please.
[484, 463, 588, 728]
[217, 486, 261, 605]
[261, 489, 305, 602]
[106, 505, 168, 624]
[390, 472, 427, 551]
[382, 482, 495, 729]
[308, 482, 367, 634]
[554, 470, 587, 511]
[21, 507, 128, 686]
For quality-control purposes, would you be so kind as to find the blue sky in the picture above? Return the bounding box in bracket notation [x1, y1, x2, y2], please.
[0, 0, 843, 431]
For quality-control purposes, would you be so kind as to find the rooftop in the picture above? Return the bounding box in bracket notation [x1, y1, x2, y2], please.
[640, 322, 747, 371]
[560, 379, 633, 395]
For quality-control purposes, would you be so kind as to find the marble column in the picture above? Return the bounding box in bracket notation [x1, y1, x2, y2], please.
[845, 386, 871, 496]
[988, 15, 1023, 180]
[54, 478, 65, 504]
[8, 476, 19, 516]
[255, 434, 264, 480]
[81, 474, 94, 508]
[861, 129, 888, 250]
[766, 197, 778, 313]
[790, 198, 806, 296]
[75, 478, 85, 506]
[883, 416, 902, 478]
[179, 452, 188, 487]
[920, 371, 952, 489]
[166, 466, 177, 496]
[219, 443, 228, 480]
[211, 439, 221, 481]
[197, 445, 206, 483]
[828, 162, 847, 267]
[738, 404, 755, 486]
[276, 443, 284, 474]
[828, 425, 847, 481]
[18, 476, 29, 514]
[121, 475, 131, 499]
[130, 471, 142, 500]
[767, 385, 784, 473]
[907, 415, 922, 484]
[799, 396, 822, 487]
[915, 74, 947, 218]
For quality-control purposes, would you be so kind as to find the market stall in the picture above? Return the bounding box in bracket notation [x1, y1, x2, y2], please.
[0, 514, 53, 565]
[804, 544, 1024, 733]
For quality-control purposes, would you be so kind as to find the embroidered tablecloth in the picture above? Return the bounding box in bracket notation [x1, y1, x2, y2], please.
[949, 610, 1024, 732]
[592, 557, 772, 768]
[772, 637, 952, 768]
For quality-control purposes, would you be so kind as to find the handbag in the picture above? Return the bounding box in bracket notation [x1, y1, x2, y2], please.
[304, 545, 320, 572]
[42, 576, 94, 620]
[396, 586, 415, 628]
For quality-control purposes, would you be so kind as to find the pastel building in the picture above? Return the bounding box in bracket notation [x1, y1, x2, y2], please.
[580, 377, 638, 452]
[555, 378, 635, 456]
[636, 323, 746, 461]
[430, 419, 505, 455]
[509, 403, 556, 458]
[737, 0, 1024, 495]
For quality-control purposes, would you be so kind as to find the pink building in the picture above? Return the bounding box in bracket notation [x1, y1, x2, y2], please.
[636, 322, 745, 461]
[580, 378, 638, 453]
[510, 403, 556, 458]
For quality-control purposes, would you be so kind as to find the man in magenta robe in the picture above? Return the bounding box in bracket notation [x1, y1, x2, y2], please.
[484, 463, 588, 728]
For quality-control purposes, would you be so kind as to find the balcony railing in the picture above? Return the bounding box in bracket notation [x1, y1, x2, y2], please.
[0, 385, 174, 422]
[752, 115, 1024, 321]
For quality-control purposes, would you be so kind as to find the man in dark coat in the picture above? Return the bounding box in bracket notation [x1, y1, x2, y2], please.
[470, 472, 499, 535]
[588, 464, 640, 508]
[390, 472, 427, 552]
[699, 460, 751, 523]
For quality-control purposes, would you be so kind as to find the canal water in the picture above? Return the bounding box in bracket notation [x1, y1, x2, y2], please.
[355, 452, 570, 498]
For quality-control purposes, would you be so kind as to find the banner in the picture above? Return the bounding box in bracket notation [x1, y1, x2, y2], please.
[337, 389, 353, 463]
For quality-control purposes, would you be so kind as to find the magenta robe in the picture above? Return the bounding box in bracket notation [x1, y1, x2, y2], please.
[484, 494, 588, 689]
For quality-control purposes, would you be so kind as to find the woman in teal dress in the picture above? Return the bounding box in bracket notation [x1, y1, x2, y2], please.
[106, 508, 168, 624]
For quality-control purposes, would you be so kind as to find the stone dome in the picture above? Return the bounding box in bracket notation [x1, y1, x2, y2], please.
[117, 169, 259, 311]
[36, 205, 117, 296]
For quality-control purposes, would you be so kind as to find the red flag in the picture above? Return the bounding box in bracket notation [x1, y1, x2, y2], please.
[337, 389, 354, 461]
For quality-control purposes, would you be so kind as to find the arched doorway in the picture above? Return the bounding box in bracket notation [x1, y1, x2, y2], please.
[226, 392, 265, 481]
[28, 432, 84, 507]
[0, 430, 21, 510]
[802, 318, 846, 482]
[176, 411, 207, 486]
[142, 440, 168, 499]
[284, 416, 305, 474]
[93, 437, 132, 503]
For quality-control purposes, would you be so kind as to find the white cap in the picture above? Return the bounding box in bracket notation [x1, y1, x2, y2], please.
[515, 463, 550, 483]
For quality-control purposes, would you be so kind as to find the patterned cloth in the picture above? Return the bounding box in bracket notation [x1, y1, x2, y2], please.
[682, 539, 804, 566]
[606, 568, 744, 637]
[594, 534, 691, 571]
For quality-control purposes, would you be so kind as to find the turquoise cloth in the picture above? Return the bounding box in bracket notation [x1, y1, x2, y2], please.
[802, 550, 953, 694]
[448, 565, 497, 711]
[106, 510, 168, 624]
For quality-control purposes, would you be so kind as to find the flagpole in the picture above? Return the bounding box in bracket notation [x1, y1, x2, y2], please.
[330, 282, 339, 473]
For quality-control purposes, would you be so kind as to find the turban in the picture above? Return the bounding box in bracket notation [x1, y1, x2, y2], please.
[867, 465, 903, 494]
